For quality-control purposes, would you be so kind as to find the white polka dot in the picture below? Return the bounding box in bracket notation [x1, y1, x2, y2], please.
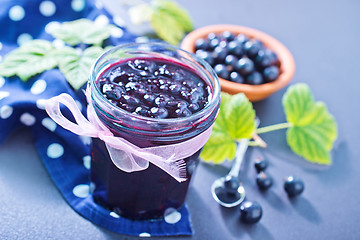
[47, 143, 64, 158]
[95, 0, 103, 9]
[71, 0, 85, 12]
[75, 47, 82, 55]
[45, 21, 60, 34]
[31, 79, 47, 95]
[0, 105, 13, 119]
[164, 208, 181, 224]
[0, 91, 9, 100]
[0, 76, 4, 88]
[39, 1, 56, 17]
[9, 5, 25, 21]
[42, 117, 57, 132]
[72, 184, 90, 198]
[111, 27, 124, 38]
[110, 211, 120, 218]
[20, 113, 36, 126]
[36, 99, 47, 110]
[139, 232, 151, 237]
[135, 37, 149, 43]
[90, 182, 95, 193]
[83, 155, 91, 170]
[17, 33, 33, 46]
[113, 15, 126, 27]
[94, 15, 109, 26]
[79, 135, 91, 145]
[52, 39, 65, 49]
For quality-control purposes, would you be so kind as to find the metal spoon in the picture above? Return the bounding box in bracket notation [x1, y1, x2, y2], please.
[211, 139, 248, 207]
[211, 119, 259, 208]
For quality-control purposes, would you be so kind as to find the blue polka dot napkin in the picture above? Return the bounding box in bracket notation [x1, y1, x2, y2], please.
[0, 0, 192, 237]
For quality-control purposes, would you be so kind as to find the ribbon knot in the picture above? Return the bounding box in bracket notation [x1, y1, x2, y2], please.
[44, 89, 213, 182]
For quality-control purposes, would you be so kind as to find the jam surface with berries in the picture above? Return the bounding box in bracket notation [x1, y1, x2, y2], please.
[97, 57, 211, 119]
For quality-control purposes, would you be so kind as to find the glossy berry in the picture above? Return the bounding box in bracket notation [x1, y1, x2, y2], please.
[224, 55, 238, 68]
[235, 33, 249, 44]
[235, 57, 255, 75]
[98, 58, 209, 119]
[195, 38, 209, 50]
[214, 64, 230, 79]
[246, 71, 264, 85]
[284, 176, 305, 197]
[255, 49, 278, 68]
[224, 175, 240, 194]
[207, 32, 218, 41]
[213, 46, 229, 63]
[263, 66, 280, 82]
[244, 39, 263, 58]
[227, 41, 244, 57]
[229, 72, 244, 83]
[239, 201, 262, 224]
[256, 172, 273, 190]
[221, 30, 235, 41]
[209, 38, 220, 50]
[196, 50, 215, 66]
[254, 157, 268, 173]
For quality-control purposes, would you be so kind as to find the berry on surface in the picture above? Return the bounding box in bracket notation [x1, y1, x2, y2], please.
[284, 176, 305, 197]
[254, 157, 268, 173]
[240, 201, 263, 224]
[256, 172, 273, 190]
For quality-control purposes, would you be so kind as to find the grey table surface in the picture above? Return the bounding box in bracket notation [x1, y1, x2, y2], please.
[1, 0, 359, 239]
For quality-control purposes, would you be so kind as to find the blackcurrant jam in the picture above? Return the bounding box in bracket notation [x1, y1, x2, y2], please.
[89, 43, 220, 220]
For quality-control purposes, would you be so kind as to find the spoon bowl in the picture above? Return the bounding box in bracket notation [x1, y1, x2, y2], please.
[211, 177, 246, 208]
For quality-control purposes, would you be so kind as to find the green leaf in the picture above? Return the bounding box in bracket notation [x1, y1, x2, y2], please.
[150, 9, 185, 45]
[200, 131, 237, 164]
[200, 92, 256, 164]
[283, 83, 338, 164]
[49, 19, 114, 46]
[0, 40, 57, 81]
[55, 46, 105, 90]
[152, 0, 193, 32]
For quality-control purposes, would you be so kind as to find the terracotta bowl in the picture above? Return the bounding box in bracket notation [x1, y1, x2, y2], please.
[180, 24, 296, 102]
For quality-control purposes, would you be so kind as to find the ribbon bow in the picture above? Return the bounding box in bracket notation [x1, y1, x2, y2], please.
[44, 89, 213, 182]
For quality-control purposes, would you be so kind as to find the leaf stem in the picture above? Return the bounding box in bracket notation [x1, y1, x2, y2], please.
[256, 122, 293, 134]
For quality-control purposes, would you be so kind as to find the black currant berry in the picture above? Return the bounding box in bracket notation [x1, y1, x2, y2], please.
[284, 176, 305, 197]
[256, 172, 273, 190]
[254, 157, 268, 173]
[240, 201, 263, 224]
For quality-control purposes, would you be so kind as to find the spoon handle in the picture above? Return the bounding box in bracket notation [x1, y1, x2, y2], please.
[228, 139, 249, 177]
[227, 118, 260, 178]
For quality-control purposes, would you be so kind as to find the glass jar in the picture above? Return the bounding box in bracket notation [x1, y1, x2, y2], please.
[88, 42, 220, 220]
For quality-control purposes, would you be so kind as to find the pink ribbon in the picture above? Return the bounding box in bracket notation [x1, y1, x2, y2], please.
[44, 89, 213, 182]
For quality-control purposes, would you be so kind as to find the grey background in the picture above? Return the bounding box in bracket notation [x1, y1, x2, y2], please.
[1, 0, 359, 239]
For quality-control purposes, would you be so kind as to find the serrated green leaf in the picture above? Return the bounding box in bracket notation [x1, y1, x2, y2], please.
[49, 19, 113, 46]
[0, 40, 57, 81]
[283, 83, 338, 164]
[150, 8, 185, 45]
[200, 131, 237, 164]
[152, 0, 193, 32]
[200, 92, 256, 164]
[226, 93, 256, 139]
[55, 46, 105, 90]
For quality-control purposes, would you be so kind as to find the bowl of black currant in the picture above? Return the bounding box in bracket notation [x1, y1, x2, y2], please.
[180, 24, 295, 101]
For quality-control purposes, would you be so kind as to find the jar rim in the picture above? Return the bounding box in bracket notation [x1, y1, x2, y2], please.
[89, 42, 220, 126]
